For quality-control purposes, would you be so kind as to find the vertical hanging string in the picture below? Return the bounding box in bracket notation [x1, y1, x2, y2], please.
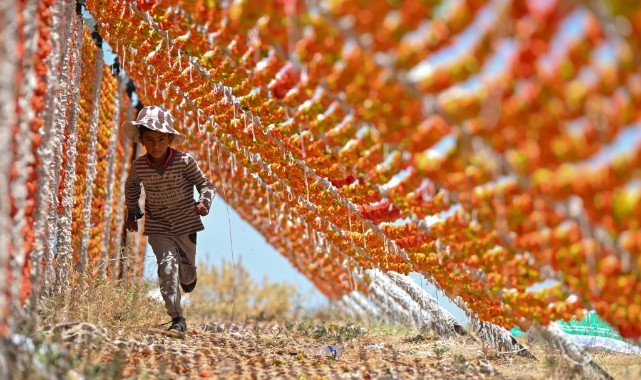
[129, 189, 145, 280]
[9, 0, 40, 319]
[249, 114, 256, 142]
[29, 0, 65, 310]
[77, 47, 104, 276]
[348, 263, 355, 294]
[216, 143, 236, 268]
[204, 129, 215, 184]
[100, 74, 123, 279]
[109, 75, 126, 280]
[297, 122, 310, 202]
[0, 0, 20, 331]
[121, 42, 127, 74]
[154, 73, 158, 98]
[205, 87, 237, 270]
[44, 0, 75, 295]
[10, 0, 41, 294]
[112, 81, 133, 279]
[384, 238, 389, 270]
[54, 9, 84, 294]
[347, 207, 353, 243]
[266, 185, 272, 224]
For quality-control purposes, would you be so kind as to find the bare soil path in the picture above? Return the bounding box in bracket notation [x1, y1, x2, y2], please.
[44, 320, 507, 379]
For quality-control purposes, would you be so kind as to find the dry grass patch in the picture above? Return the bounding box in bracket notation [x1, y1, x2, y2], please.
[492, 337, 641, 380]
[38, 276, 167, 337]
[593, 351, 641, 379]
[3, 277, 168, 380]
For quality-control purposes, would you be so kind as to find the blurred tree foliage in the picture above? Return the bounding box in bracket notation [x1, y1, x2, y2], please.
[189, 257, 305, 321]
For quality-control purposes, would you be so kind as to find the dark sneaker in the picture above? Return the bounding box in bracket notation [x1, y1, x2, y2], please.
[180, 278, 197, 293]
[167, 317, 187, 335]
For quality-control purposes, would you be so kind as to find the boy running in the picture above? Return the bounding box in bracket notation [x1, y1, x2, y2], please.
[123, 106, 216, 335]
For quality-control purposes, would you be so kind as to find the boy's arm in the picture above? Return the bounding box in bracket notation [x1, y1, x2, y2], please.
[125, 164, 144, 223]
[186, 155, 216, 211]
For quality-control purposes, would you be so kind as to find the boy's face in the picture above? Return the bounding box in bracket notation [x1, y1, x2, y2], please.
[141, 130, 174, 160]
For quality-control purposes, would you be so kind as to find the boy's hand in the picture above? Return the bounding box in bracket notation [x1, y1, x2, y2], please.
[126, 220, 138, 232]
[194, 202, 209, 216]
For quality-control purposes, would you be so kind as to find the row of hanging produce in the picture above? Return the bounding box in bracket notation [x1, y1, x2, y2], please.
[1, 0, 147, 334]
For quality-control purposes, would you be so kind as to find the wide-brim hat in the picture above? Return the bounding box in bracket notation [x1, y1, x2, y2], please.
[122, 106, 186, 144]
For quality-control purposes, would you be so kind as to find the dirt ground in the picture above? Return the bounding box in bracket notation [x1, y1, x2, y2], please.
[28, 319, 640, 379]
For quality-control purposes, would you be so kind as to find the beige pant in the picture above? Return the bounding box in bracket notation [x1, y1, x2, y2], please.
[148, 233, 197, 318]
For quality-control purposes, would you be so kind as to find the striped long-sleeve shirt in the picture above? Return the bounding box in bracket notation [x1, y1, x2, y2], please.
[125, 149, 216, 236]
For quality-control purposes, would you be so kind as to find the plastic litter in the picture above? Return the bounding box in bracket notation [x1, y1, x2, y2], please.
[303, 345, 342, 358]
